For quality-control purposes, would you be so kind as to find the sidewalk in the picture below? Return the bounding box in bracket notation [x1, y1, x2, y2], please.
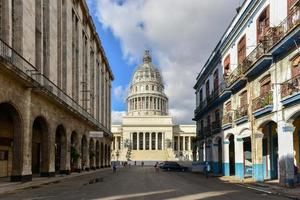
[0, 168, 111, 195]
[219, 176, 300, 199]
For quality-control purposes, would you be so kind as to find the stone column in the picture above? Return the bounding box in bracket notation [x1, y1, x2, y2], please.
[143, 132, 146, 150]
[235, 137, 244, 180]
[137, 133, 140, 150]
[212, 142, 220, 175]
[278, 121, 295, 187]
[183, 136, 186, 152]
[252, 132, 264, 182]
[223, 140, 230, 176]
[155, 133, 158, 150]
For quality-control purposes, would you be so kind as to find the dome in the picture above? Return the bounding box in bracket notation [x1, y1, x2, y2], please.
[127, 50, 168, 116]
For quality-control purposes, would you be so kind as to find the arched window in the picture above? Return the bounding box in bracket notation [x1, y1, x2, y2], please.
[224, 54, 230, 76]
[238, 35, 246, 65]
[152, 85, 154, 91]
[259, 74, 271, 96]
[146, 85, 149, 90]
[292, 55, 300, 77]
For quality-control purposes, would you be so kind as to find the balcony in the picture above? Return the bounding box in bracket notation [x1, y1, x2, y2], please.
[222, 111, 233, 130]
[234, 105, 249, 125]
[267, 6, 300, 57]
[241, 43, 272, 78]
[211, 121, 221, 134]
[194, 82, 231, 120]
[281, 75, 300, 106]
[252, 91, 273, 118]
[0, 39, 111, 135]
[203, 126, 211, 136]
[225, 65, 247, 92]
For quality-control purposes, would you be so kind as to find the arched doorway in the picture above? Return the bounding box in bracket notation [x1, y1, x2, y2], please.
[96, 140, 100, 168]
[81, 135, 88, 170]
[70, 131, 80, 172]
[100, 142, 104, 168]
[32, 116, 48, 176]
[0, 103, 22, 181]
[243, 136, 252, 178]
[229, 134, 235, 176]
[55, 125, 67, 174]
[293, 116, 300, 183]
[261, 121, 278, 180]
[89, 139, 95, 170]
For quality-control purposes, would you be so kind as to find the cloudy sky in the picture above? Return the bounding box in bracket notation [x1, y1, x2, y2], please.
[87, 0, 242, 124]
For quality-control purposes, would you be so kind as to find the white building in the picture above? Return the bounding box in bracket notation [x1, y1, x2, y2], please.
[111, 51, 196, 163]
[194, 0, 300, 187]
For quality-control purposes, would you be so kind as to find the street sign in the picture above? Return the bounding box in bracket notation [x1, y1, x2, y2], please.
[89, 131, 104, 138]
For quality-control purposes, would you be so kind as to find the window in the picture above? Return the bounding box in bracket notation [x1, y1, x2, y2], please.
[133, 133, 137, 150]
[260, 75, 271, 96]
[145, 133, 150, 150]
[206, 80, 210, 98]
[224, 55, 230, 76]
[215, 110, 220, 122]
[213, 69, 219, 92]
[152, 85, 154, 91]
[225, 101, 232, 112]
[151, 133, 156, 150]
[158, 133, 162, 150]
[257, 6, 270, 43]
[238, 35, 246, 65]
[288, 0, 299, 13]
[199, 89, 203, 103]
[240, 91, 247, 106]
[146, 85, 149, 90]
[292, 55, 300, 77]
[139, 133, 143, 150]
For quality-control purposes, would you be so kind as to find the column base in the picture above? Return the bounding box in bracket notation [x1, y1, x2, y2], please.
[235, 163, 244, 179]
[222, 163, 230, 176]
[253, 164, 264, 182]
[40, 172, 55, 177]
[10, 175, 32, 182]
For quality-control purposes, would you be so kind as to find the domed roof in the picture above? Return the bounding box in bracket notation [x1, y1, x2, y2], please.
[131, 50, 163, 85]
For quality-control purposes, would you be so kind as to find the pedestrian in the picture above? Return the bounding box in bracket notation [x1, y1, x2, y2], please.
[134, 161, 136, 165]
[141, 161, 144, 167]
[113, 163, 117, 173]
[154, 162, 159, 173]
[204, 161, 210, 178]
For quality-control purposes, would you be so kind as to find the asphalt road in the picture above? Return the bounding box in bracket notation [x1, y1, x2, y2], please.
[0, 166, 290, 200]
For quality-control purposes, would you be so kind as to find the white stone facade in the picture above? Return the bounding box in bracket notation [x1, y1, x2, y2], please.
[112, 51, 196, 162]
[0, 0, 113, 182]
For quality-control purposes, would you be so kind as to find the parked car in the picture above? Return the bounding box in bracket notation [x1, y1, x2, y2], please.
[160, 161, 188, 172]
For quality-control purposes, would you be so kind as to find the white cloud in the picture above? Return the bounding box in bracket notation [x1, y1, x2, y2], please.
[112, 111, 126, 124]
[114, 85, 128, 103]
[92, 0, 240, 124]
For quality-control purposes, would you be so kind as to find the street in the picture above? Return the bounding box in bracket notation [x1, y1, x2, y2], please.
[0, 166, 289, 200]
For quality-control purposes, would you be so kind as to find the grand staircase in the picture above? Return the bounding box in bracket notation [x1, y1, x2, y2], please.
[130, 150, 169, 161]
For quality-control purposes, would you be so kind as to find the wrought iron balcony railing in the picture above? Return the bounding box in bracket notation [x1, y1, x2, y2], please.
[235, 105, 248, 120]
[252, 91, 273, 111]
[226, 6, 300, 87]
[281, 74, 300, 99]
[0, 39, 110, 135]
[222, 111, 233, 125]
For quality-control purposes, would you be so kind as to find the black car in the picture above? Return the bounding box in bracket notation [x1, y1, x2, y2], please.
[160, 162, 188, 171]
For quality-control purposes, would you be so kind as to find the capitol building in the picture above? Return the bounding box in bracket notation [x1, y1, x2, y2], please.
[111, 51, 196, 163]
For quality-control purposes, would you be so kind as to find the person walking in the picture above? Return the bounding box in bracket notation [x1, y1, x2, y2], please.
[141, 161, 144, 167]
[154, 162, 159, 173]
[204, 161, 211, 178]
[113, 163, 117, 173]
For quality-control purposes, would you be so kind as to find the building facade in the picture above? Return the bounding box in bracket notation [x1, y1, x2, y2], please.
[0, 0, 113, 182]
[194, 0, 300, 187]
[111, 51, 196, 163]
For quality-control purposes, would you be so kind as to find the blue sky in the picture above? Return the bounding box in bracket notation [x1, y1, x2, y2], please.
[87, 0, 240, 124]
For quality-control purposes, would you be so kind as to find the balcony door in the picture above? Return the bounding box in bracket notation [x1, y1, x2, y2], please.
[238, 35, 246, 65]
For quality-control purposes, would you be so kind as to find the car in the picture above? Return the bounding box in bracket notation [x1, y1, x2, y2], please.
[159, 161, 188, 172]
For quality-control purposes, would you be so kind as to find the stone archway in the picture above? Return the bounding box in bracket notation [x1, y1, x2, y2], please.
[89, 139, 95, 170]
[81, 135, 88, 170]
[0, 103, 23, 181]
[32, 116, 49, 177]
[55, 125, 67, 174]
[96, 140, 100, 169]
[70, 131, 80, 172]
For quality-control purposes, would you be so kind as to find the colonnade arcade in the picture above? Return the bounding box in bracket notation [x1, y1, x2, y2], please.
[128, 96, 168, 114]
[173, 136, 194, 151]
[0, 102, 111, 181]
[131, 132, 164, 150]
